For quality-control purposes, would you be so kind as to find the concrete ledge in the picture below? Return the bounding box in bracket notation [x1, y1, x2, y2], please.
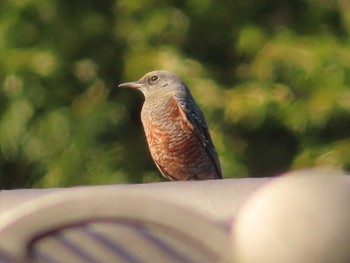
[0, 177, 272, 224]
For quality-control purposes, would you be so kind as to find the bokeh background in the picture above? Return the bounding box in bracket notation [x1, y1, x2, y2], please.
[1, 0, 350, 188]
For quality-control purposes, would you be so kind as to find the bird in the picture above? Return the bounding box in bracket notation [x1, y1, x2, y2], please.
[118, 70, 222, 181]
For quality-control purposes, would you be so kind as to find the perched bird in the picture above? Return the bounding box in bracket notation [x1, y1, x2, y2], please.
[118, 70, 222, 180]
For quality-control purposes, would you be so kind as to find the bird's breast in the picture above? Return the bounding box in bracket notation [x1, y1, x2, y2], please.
[141, 97, 205, 175]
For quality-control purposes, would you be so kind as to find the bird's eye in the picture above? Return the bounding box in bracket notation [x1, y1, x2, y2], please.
[150, 75, 158, 83]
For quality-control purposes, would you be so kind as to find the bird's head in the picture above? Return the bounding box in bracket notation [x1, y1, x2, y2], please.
[118, 70, 186, 98]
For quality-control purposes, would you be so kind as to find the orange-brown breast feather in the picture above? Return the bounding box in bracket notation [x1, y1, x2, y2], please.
[144, 96, 211, 180]
[175, 94, 222, 179]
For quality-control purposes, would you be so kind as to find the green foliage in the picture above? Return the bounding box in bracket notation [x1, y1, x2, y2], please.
[0, 0, 349, 188]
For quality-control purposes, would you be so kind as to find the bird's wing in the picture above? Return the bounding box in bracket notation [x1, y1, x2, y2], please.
[175, 90, 222, 179]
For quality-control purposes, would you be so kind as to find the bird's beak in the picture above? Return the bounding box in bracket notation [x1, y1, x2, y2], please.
[118, 81, 141, 89]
